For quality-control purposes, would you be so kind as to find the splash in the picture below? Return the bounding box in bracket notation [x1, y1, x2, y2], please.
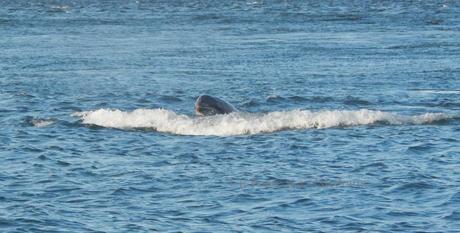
[22, 116, 56, 128]
[31, 118, 55, 128]
[72, 108, 454, 136]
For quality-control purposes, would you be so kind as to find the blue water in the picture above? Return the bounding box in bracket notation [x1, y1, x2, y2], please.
[1, 0, 460, 232]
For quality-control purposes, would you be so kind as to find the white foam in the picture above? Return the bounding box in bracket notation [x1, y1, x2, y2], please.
[72, 108, 454, 136]
[32, 119, 55, 128]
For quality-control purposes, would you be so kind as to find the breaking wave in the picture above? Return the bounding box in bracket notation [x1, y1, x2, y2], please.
[73, 108, 455, 136]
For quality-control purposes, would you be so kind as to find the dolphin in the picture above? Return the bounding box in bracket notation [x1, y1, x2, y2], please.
[195, 95, 238, 116]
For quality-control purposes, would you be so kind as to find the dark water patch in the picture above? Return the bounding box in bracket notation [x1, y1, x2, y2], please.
[60, 120, 84, 129]
[277, 12, 364, 23]
[251, 216, 302, 231]
[289, 144, 309, 150]
[340, 224, 368, 232]
[389, 181, 434, 193]
[191, 13, 222, 22]
[427, 19, 443, 25]
[33, 163, 45, 168]
[444, 211, 460, 221]
[438, 101, 460, 108]
[444, 192, 460, 206]
[241, 99, 260, 107]
[290, 197, 311, 205]
[185, 201, 222, 211]
[63, 198, 93, 204]
[287, 96, 308, 103]
[151, 160, 172, 167]
[68, 167, 98, 177]
[216, 15, 263, 25]
[111, 188, 129, 196]
[320, 14, 364, 22]
[0, 18, 14, 25]
[158, 95, 183, 103]
[13, 218, 45, 225]
[47, 145, 64, 151]
[420, 117, 460, 125]
[409, 89, 460, 94]
[308, 96, 335, 103]
[56, 160, 71, 166]
[343, 96, 372, 106]
[36, 179, 55, 185]
[352, 162, 388, 172]
[386, 210, 419, 217]
[0, 108, 16, 114]
[386, 42, 460, 50]
[54, 102, 82, 112]
[406, 143, 435, 153]
[412, 101, 460, 109]
[0, 217, 14, 227]
[21, 146, 44, 153]
[0, 172, 9, 182]
[44, 185, 82, 194]
[29, 17, 143, 27]
[206, 209, 246, 220]
[228, 193, 269, 204]
[311, 178, 364, 188]
[135, 98, 150, 104]
[258, 176, 297, 188]
[95, 102, 109, 108]
[81, 123, 108, 130]
[279, 197, 312, 208]
[270, 27, 304, 34]
[126, 185, 162, 193]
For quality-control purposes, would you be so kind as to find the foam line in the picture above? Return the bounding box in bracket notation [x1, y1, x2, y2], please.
[73, 108, 454, 136]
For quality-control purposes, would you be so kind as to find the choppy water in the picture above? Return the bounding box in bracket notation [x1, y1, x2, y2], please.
[1, 0, 460, 232]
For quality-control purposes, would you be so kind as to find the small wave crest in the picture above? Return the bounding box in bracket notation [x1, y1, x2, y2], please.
[72, 108, 454, 136]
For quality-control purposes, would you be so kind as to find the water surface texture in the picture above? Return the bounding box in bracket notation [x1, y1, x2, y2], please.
[1, 0, 460, 232]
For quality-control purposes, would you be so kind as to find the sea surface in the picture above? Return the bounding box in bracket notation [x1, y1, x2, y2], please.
[1, 0, 460, 232]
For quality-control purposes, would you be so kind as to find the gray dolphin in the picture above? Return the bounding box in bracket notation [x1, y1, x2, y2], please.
[195, 95, 238, 116]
